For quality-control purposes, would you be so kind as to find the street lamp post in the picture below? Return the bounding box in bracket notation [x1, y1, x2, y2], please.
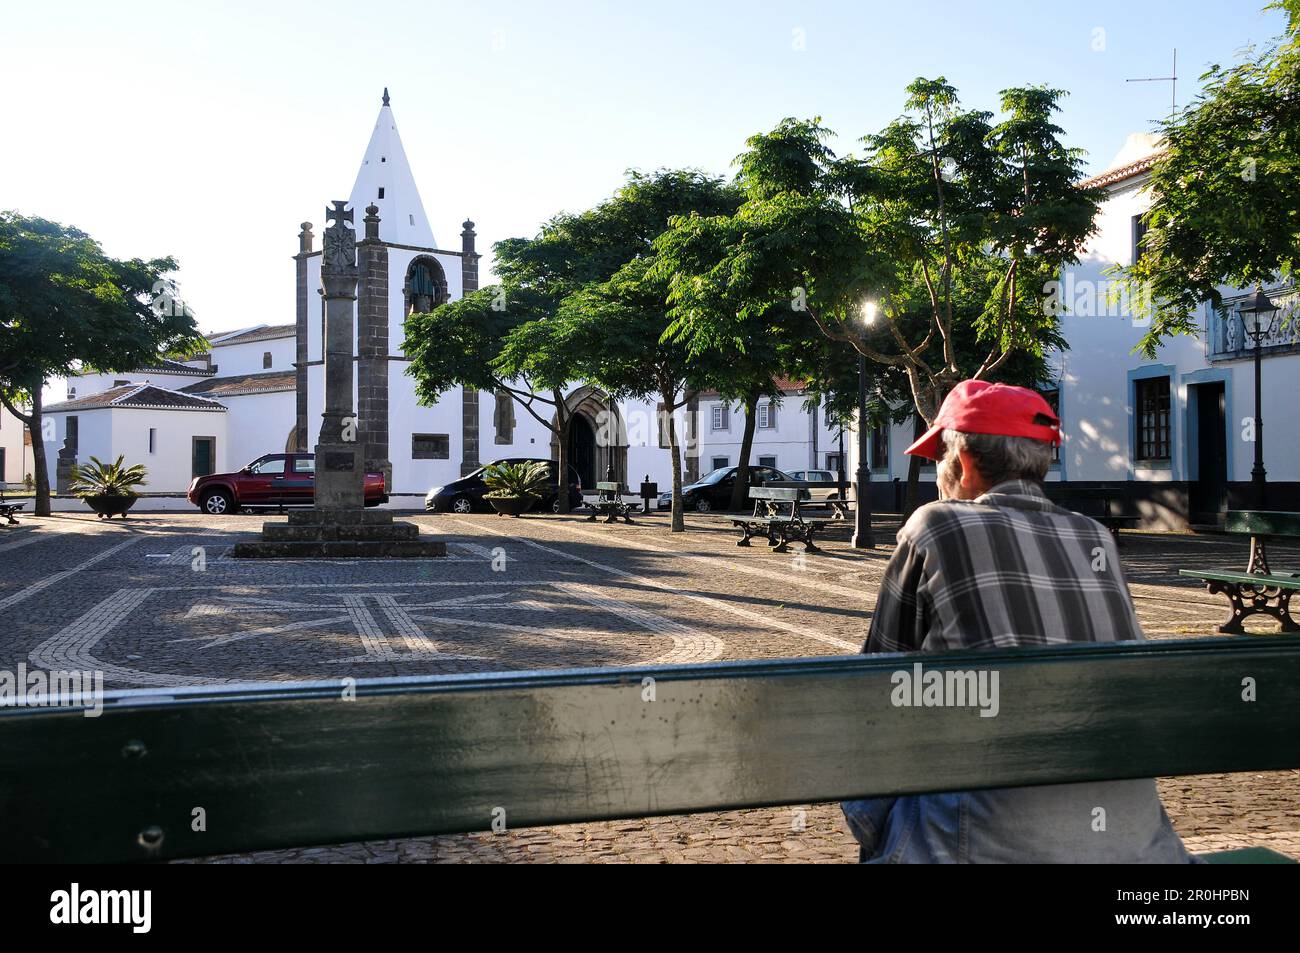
[1238, 288, 1276, 509]
[853, 301, 877, 549]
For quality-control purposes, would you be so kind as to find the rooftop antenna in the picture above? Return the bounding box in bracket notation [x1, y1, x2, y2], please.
[1126, 48, 1178, 122]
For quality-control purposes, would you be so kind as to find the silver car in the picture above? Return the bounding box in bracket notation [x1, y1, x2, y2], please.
[786, 469, 846, 504]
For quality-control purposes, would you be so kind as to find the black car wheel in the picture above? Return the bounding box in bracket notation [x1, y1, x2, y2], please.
[451, 495, 474, 514]
[695, 497, 712, 513]
[202, 489, 235, 515]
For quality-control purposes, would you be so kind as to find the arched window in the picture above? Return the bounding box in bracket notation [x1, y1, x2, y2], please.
[404, 256, 448, 315]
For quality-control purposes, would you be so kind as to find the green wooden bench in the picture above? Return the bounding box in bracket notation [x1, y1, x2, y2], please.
[0, 486, 25, 525]
[1, 637, 1297, 863]
[1180, 510, 1300, 634]
[585, 482, 636, 524]
[731, 486, 832, 553]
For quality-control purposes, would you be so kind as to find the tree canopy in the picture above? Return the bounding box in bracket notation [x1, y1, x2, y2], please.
[656, 78, 1099, 425]
[0, 211, 203, 514]
[1120, 0, 1300, 355]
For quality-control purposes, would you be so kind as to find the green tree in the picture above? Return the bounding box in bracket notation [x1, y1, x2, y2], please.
[554, 170, 743, 530]
[406, 170, 741, 517]
[658, 79, 1098, 428]
[1120, 1, 1300, 355]
[0, 212, 203, 515]
[403, 282, 587, 513]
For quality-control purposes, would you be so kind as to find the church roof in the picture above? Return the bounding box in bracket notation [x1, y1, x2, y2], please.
[44, 383, 227, 413]
[207, 324, 296, 345]
[182, 370, 296, 397]
[348, 89, 437, 248]
[130, 357, 214, 376]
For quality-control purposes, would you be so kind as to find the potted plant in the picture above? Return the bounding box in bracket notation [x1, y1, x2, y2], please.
[70, 455, 148, 519]
[482, 461, 550, 517]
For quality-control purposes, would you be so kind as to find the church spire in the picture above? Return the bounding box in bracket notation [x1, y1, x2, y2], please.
[347, 90, 437, 248]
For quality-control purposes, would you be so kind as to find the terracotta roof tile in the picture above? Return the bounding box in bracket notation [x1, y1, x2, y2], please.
[1080, 152, 1163, 190]
[181, 370, 296, 397]
[44, 383, 227, 413]
[207, 324, 296, 345]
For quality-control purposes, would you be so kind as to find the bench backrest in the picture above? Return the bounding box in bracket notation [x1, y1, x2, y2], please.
[3, 636, 1299, 862]
[595, 482, 621, 493]
[1225, 510, 1300, 537]
[749, 486, 802, 502]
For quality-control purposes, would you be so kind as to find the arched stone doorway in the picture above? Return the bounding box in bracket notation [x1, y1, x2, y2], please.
[550, 386, 628, 488]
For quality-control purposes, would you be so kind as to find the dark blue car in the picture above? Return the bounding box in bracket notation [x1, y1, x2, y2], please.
[424, 458, 583, 514]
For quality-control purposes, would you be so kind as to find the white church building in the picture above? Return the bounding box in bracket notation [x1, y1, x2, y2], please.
[44, 91, 697, 503]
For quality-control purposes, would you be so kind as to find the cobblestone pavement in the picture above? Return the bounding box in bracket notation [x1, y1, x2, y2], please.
[2, 508, 1297, 862]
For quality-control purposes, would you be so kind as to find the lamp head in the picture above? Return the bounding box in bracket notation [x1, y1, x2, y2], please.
[1239, 287, 1277, 331]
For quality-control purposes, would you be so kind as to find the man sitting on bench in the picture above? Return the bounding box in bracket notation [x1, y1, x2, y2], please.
[842, 381, 1194, 863]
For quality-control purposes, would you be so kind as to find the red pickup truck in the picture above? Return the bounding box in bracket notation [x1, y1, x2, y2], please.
[188, 453, 387, 515]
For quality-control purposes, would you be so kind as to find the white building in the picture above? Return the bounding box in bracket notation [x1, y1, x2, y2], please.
[1, 402, 32, 488]
[695, 379, 842, 476]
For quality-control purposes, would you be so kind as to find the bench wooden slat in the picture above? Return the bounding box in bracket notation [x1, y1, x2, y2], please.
[1179, 569, 1300, 589]
[3, 636, 1300, 862]
[749, 487, 803, 501]
[1225, 510, 1300, 537]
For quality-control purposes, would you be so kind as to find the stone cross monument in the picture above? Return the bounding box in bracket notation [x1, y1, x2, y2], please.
[232, 200, 444, 558]
[315, 201, 364, 510]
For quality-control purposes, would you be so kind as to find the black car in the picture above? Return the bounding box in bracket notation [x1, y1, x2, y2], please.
[424, 458, 583, 514]
[657, 464, 794, 513]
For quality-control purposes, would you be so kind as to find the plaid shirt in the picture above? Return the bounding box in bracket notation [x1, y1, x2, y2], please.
[844, 479, 1194, 863]
[865, 479, 1144, 654]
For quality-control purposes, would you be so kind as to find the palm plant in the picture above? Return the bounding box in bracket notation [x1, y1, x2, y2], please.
[70, 455, 148, 497]
[482, 461, 550, 500]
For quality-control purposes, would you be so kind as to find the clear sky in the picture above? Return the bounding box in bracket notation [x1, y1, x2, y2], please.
[0, 0, 1283, 335]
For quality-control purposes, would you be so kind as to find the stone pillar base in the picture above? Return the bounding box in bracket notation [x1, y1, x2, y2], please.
[232, 508, 445, 558]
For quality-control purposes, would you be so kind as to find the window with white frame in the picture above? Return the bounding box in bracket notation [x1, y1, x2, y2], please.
[757, 400, 777, 429]
[758, 455, 777, 469]
[711, 456, 729, 471]
[711, 404, 729, 431]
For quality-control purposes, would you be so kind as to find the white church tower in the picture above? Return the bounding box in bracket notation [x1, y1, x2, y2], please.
[293, 89, 481, 494]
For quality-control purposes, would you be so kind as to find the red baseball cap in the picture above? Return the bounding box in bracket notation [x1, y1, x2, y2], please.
[905, 380, 1060, 460]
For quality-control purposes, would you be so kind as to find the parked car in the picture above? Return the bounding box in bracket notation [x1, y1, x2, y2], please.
[425, 458, 582, 514]
[657, 464, 794, 513]
[786, 469, 846, 504]
[187, 453, 387, 515]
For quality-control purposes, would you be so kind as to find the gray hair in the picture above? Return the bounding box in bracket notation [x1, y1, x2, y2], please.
[941, 429, 1053, 485]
